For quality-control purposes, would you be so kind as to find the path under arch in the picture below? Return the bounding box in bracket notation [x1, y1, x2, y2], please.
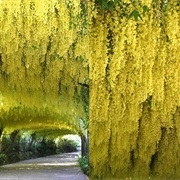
[0, 152, 88, 180]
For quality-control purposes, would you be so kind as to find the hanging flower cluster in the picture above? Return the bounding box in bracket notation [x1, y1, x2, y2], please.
[0, 0, 88, 135]
[89, 0, 180, 178]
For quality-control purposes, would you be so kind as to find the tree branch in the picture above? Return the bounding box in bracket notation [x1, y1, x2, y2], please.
[78, 82, 89, 88]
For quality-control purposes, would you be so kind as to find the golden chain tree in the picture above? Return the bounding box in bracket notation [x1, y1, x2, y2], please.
[0, 0, 88, 135]
[0, 0, 180, 179]
[89, 0, 180, 179]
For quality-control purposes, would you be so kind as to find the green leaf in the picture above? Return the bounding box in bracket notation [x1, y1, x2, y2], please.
[129, 10, 138, 21]
[101, 1, 108, 9]
[32, 45, 37, 50]
[82, 21, 87, 28]
[129, 9, 143, 21]
[133, 10, 139, 21]
[148, 95, 152, 107]
[107, 1, 114, 11]
[143, 5, 149, 15]
[69, 21, 73, 30]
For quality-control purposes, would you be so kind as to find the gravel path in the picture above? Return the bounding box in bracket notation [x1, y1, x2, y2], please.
[0, 152, 89, 180]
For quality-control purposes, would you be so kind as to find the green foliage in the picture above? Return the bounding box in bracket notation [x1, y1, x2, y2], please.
[78, 155, 89, 176]
[95, 0, 120, 11]
[142, 5, 149, 15]
[33, 138, 56, 157]
[18, 151, 34, 160]
[129, 9, 142, 21]
[0, 132, 79, 166]
[56, 138, 78, 153]
[128, 4, 150, 21]
[0, 133, 58, 165]
[6, 152, 20, 163]
[147, 95, 153, 107]
[94, 0, 151, 22]
[0, 153, 8, 165]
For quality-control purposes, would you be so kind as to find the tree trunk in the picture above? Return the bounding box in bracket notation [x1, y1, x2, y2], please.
[6, 130, 19, 153]
[81, 134, 87, 157]
[28, 133, 36, 151]
[0, 127, 3, 152]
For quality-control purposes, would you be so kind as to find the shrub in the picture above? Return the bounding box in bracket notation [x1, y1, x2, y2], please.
[6, 152, 20, 163]
[56, 138, 78, 153]
[34, 139, 56, 157]
[0, 153, 8, 165]
[18, 151, 35, 160]
[78, 155, 89, 176]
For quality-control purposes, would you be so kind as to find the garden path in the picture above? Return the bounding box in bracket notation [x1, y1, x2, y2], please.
[0, 152, 89, 180]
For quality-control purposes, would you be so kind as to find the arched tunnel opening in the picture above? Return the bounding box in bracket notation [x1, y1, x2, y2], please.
[0, 95, 89, 162]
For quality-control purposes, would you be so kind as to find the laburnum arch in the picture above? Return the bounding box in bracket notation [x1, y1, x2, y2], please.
[0, 0, 180, 179]
[0, 0, 89, 137]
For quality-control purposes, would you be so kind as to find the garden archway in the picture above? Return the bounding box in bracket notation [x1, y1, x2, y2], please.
[0, 0, 180, 179]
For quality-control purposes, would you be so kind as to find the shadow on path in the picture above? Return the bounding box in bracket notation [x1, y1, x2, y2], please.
[0, 152, 89, 180]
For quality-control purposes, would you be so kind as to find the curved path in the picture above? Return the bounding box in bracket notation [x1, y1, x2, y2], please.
[0, 152, 89, 180]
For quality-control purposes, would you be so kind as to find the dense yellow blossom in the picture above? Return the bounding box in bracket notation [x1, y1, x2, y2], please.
[0, 0, 180, 179]
[89, 0, 180, 179]
[0, 0, 88, 135]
